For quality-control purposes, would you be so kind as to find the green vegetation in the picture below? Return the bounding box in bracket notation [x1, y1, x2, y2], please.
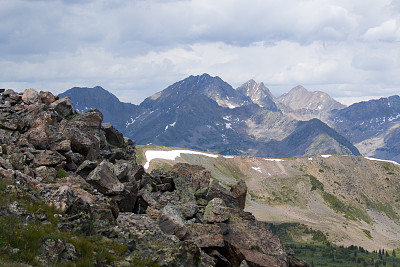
[248, 191, 261, 200]
[267, 223, 327, 243]
[305, 174, 324, 191]
[268, 223, 400, 267]
[362, 229, 373, 239]
[0, 215, 129, 266]
[56, 169, 68, 179]
[383, 163, 398, 175]
[151, 162, 172, 171]
[267, 186, 298, 205]
[65, 114, 75, 121]
[301, 175, 372, 223]
[289, 243, 400, 267]
[322, 192, 372, 224]
[361, 193, 400, 221]
[1, 144, 6, 154]
[0, 179, 132, 266]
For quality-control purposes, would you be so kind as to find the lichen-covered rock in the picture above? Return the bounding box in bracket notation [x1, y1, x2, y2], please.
[35, 166, 57, 181]
[171, 163, 211, 192]
[22, 88, 39, 104]
[158, 203, 187, 239]
[86, 160, 124, 195]
[76, 160, 98, 178]
[185, 223, 224, 248]
[117, 213, 203, 267]
[111, 180, 139, 212]
[38, 91, 57, 105]
[60, 109, 103, 159]
[178, 201, 198, 219]
[33, 150, 66, 167]
[221, 209, 289, 267]
[231, 179, 247, 210]
[206, 179, 239, 209]
[49, 97, 75, 119]
[204, 198, 229, 223]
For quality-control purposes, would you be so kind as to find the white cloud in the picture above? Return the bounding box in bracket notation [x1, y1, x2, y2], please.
[0, 0, 399, 103]
[362, 19, 400, 41]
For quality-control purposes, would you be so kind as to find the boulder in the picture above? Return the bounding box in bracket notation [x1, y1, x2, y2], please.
[221, 210, 290, 267]
[86, 160, 124, 195]
[231, 179, 247, 210]
[206, 180, 239, 209]
[35, 166, 57, 181]
[38, 176, 119, 234]
[185, 223, 224, 248]
[38, 91, 57, 105]
[34, 150, 66, 167]
[178, 201, 198, 219]
[110, 181, 139, 212]
[117, 213, 203, 267]
[22, 88, 39, 104]
[171, 163, 211, 191]
[76, 160, 98, 178]
[113, 160, 130, 181]
[60, 109, 103, 158]
[102, 123, 125, 147]
[50, 97, 75, 118]
[158, 203, 187, 239]
[27, 124, 70, 151]
[204, 198, 229, 223]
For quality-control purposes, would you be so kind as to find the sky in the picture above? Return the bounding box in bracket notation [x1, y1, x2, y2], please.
[0, 0, 399, 105]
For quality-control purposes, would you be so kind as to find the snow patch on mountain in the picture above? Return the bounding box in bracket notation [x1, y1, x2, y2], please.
[364, 157, 400, 166]
[144, 149, 219, 169]
[252, 166, 263, 173]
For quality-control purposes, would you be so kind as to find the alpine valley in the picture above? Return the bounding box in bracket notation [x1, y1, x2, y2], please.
[60, 73, 400, 164]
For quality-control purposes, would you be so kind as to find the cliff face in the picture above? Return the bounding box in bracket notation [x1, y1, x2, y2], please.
[0, 88, 307, 266]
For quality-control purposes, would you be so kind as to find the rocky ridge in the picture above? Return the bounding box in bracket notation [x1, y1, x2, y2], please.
[0, 88, 307, 266]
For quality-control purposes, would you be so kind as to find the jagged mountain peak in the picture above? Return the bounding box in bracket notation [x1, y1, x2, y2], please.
[237, 79, 278, 111]
[142, 73, 248, 110]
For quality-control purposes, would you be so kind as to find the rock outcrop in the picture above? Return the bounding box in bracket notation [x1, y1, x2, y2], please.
[0, 88, 308, 266]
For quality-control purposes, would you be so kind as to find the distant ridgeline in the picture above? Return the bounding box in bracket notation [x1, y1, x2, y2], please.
[60, 74, 400, 163]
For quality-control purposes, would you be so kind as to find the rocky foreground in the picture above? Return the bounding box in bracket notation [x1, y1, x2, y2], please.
[0, 88, 307, 266]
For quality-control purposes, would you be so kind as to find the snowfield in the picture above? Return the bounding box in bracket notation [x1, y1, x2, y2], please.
[144, 149, 219, 169]
[364, 157, 400, 166]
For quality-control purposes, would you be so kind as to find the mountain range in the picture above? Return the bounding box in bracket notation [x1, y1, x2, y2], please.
[60, 73, 400, 163]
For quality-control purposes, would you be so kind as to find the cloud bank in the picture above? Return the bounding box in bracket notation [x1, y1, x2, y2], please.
[0, 0, 399, 104]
